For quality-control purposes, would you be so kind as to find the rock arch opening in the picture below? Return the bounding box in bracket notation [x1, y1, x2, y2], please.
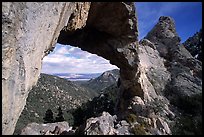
[41, 43, 119, 80]
[56, 2, 143, 114]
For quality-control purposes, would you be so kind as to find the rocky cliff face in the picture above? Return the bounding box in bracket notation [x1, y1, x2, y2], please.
[144, 16, 202, 106]
[2, 2, 202, 135]
[2, 2, 138, 135]
[138, 16, 202, 135]
[183, 29, 202, 61]
[2, 2, 91, 134]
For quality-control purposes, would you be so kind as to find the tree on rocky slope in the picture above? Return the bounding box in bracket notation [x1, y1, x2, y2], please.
[43, 109, 54, 123]
[55, 106, 65, 122]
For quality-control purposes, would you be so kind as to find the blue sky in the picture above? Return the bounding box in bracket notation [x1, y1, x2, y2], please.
[135, 2, 202, 42]
[41, 2, 202, 74]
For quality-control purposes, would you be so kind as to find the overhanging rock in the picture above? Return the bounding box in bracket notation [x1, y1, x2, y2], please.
[2, 2, 140, 134]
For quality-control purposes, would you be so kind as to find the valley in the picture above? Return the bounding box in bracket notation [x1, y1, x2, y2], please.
[14, 69, 120, 135]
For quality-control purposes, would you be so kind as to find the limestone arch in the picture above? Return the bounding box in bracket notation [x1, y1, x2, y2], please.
[2, 2, 142, 134]
[56, 2, 143, 112]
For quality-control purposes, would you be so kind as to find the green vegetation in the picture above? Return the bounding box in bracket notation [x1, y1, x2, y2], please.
[55, 106, 65, 122]
[125, 113, 151, 135]
[125, 113, 147, 135]
[43, 109, 54, 123]
[126, 113, 137, 124]
[131, 124, 146, 135]
[14, 72, 119, 134]
[13, 73, 97, 135]
[172, 115, 202, 135]
[71, 85, 118, 126]
[176, 93, 202, 114]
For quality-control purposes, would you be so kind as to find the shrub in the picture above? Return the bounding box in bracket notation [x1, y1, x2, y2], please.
[55, 106, 65, 122]
[43, 109, 54, 123]
[132, 124, 146, 135]
[126, 113, 137, 124]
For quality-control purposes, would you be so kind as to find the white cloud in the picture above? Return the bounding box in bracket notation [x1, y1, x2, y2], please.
[41, 44, 118, 74]
[69, 47, 75, 52]
[54, 46, 69, 55]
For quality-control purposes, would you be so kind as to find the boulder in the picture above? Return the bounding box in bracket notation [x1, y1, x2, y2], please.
[84, 112, 117, 135]
[20, 121, 72, 135]
[131, 96, 146, 115]
[155, 118, 171, 135]
[115, 120, 131, 135]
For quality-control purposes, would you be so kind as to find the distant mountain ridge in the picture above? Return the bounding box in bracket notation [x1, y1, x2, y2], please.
[78, 69, 120, 93]
[50, 73, 102, 81]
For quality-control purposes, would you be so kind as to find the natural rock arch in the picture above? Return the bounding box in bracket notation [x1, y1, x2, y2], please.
[3, 2, 202, 135]
[2, 2, 143, 135]
[57, 2, 144, 113]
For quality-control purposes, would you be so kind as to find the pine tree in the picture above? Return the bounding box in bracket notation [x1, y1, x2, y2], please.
[55, 106, 65, 122]
[43, 109, 54, 123]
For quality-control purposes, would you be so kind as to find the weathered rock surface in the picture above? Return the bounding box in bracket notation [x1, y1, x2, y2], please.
[2, 2, 202, 135]
[83, 111, 133, 135]
[155, 117, 171, 135]
[145, 16, 202, 112]
[115, 120, 131, 135]
[82, 111, 172, 135]
[58, 2, 141, 114]
[20, 121, 73, 135]
[84, 112, 117, 135]
[130, 96, 146, 115]
[2, 2, 91, 135]
[107, 16, 202, 135]
[2, 2, 139, 135]
[141, 16, 202, 135]
[138, 39, 171, 102]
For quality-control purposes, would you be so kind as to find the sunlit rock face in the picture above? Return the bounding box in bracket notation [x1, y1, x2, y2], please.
[2, 2, 91, 134]
[139, 16, 202, 135]
[144, 16, 202, 108]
